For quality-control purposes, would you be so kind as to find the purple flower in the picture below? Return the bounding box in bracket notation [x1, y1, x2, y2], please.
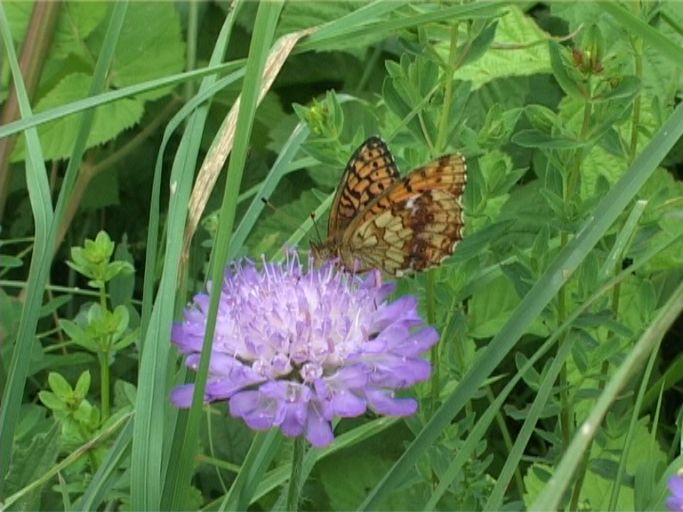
[170, 255, 438, 447]
[668, 472, 683, 511]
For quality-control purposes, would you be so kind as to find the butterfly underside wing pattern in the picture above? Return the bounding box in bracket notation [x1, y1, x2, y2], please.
[312, 137, 467, 276]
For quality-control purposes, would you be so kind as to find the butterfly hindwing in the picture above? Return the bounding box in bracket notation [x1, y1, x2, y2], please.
[344, 154, 467, 274]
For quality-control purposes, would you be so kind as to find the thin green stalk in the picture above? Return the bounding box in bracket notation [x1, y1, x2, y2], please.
[628, 41, 643, 163]
[428, 20, 461, 413]
[98, 350, 110, 420]
[559, 92, 593, 451]
[426, 272, 438, 414]
[435, 23, 460, 154]
[286, 437, 306, 511]
[184, 0, 198, 100]
[485, 386, 525, 498]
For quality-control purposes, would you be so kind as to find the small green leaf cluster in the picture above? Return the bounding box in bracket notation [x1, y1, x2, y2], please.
[66, 231, 134, 291]
[38, 371, 99, 451]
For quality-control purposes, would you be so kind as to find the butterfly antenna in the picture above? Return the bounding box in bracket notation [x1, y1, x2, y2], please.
[261, 196, 313, 243]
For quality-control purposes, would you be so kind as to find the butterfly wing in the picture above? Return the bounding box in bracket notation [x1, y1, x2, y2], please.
[341, 153, 467, 275]
[327, 136, 400, 237]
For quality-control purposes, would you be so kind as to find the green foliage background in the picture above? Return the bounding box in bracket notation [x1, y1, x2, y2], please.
[0, 1, 682, 510]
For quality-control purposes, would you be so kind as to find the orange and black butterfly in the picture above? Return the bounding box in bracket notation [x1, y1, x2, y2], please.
[311, 136, 467, 276]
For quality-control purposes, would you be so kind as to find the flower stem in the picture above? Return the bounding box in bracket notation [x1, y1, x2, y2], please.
[286, 436, 305, 511]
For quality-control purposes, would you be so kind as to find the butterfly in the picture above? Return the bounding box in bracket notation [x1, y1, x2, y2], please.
[311, 136, 467, 276]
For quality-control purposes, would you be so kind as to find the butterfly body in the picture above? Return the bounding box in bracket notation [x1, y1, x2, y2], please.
[312, 137, 467, 276]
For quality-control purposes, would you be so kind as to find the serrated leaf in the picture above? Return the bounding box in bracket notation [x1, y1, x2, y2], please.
[52, 2, 109, 60]
[11, 73, 143, 163]
[4, 425, 59, 509]
[105, 2, 185, 100]
[277, 1, 362, 36]
[452, 5, 552, 89]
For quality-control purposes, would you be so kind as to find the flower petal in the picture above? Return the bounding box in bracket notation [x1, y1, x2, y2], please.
[170, 384, 195, 408]
[365, 388, 418, 416]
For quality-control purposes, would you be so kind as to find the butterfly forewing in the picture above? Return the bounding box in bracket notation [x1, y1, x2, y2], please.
[327, 136, 399, 236]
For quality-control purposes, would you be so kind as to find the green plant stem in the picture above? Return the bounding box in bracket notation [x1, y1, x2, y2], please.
[485, 386, 525, 498]
[428, 19, 461, 415]
[558, 93, 594, 452]
[184, 0, 198, 100]
[427, 272, 439, 414]
[435, 23, 460, 154]
[286, 436, 305, 511]
[98, 285, 110, 420]
[628, 42, 643, 163]
[98, 351, 110, 421]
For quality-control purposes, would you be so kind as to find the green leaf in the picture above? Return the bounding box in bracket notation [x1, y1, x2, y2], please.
[579, 418, 665, 510]
[74, 371, 91, 398]
[513, 129, 582, 149]
[58, 318, 87, 345]
[468, 275, 546, 339]
[453, 5, 552, 89]
[459, 20, 498, 68]
[109, 235, 136, 307]
[52, 2, 109, 60]
[319, 453, 393, 510]
[4, 426, 59, 510]
[38, 391, 66, 412]
[0, 254, 23, 268]
[548, 40, 585, 100]
[11, 73, 143, 163]
[48, 372, 73, 399]
[104, 2, 185, 99]
[277, 1, 362, 36]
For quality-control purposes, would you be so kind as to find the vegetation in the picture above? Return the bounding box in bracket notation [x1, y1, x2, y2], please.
[0, 1, 682, 510]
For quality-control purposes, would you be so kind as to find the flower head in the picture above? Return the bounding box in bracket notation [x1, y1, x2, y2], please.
[668, 470, 683, 511]
[171, 255, 438, 447]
